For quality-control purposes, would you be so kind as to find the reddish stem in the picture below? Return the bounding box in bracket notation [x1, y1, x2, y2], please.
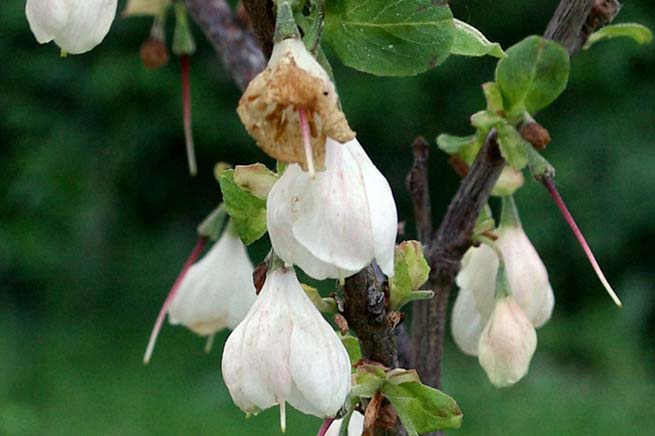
[144, 236, 208, 364]
[542, 176, 622, 307]
[181, 55, 197, 176]
[316, 418, 335, 436]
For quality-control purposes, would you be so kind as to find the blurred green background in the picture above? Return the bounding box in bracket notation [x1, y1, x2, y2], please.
[1, 1, 654, 435]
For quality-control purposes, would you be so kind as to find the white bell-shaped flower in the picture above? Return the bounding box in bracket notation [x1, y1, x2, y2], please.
[478, 295, 537, 387]
[451, 243, 497, 356]
[221, 268, 351, 430]
[325, 411, 365, 436]
[26, 0, 118, 54]
[495, 197, 554, 327]
[167, 225, 256, 335]
[267, 137, 397, 280]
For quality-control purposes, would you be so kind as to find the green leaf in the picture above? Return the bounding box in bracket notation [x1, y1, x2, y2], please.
[323, 0, 455, 76]
[451, 19, 505, 58]
[301, 284, 338, 314]
[496, 124, 529, 170]
[389, 241, 430, 310]
[352, 364, 387, 398]
[495, 35, 570, 116]
[584, 23, 653, 49]
[340, 334, 362, 365]
[218, 169, 267, 245]
[470, 110, 504, 130]
[482, 82, 504, 113]
[436, 133, 475, 155]
[381, 381, 463, 435]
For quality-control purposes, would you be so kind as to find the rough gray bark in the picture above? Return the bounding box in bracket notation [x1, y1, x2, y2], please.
[184, 0, 265, 91]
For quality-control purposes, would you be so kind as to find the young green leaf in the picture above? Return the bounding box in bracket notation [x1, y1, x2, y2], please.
[495, 35, 570, 116]
[352, 364, 387, 398]
[496, 123, 529, 170]
[301, 284, 338, 314]
[389, 241, 430, 310]
[323, 0, 455, 76]
[583, 23, 653, 50]
[482, 82, 504, 114]
[451, 19, 505, 58]
[218, 169, 267, 245]
[340, 334, 362, 365]
[381, 381, 463, 435]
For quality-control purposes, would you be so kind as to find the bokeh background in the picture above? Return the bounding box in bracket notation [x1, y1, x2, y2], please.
[1, 1, 654, 435]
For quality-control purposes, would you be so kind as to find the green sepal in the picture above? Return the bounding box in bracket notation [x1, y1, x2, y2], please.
[583, 23, 653, 50]
[381, 380, 463, 435]
[472, 204, 496, 242]
[172, 2, 196, 55]
[388, 241, 431, 310]
[218, 169, 267, 245]
[451, 19, 505, 58]
[323, 0, 455, 76]
[495, 35, 570, 117]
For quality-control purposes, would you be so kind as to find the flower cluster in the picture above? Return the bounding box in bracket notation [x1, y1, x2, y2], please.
[452, 197, 553, 387]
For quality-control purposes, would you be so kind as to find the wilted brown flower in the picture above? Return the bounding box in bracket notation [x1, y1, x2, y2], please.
[237, 38, 355, 173]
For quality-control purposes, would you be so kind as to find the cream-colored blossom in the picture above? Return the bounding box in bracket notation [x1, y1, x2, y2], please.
[26, 0, 117, 54]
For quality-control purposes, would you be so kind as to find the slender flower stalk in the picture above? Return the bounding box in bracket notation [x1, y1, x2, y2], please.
[180, 54, 197, 176]
[542, 176, 622, 307]
[316, 418, 335, 436]
[298, 106, 315, 178]
[143, 236, 208, 364]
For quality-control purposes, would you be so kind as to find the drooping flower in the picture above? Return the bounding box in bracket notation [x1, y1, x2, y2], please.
[266, 137, 397, 280]
[478, 295, 537, 388]
[143, 222, 256, 363]
[26, 0, 118, 54]
[237, 37, 355, 173]
[167, 224, 256, 335]
[325, 411, 365, 436]
[451, 196, 554, 359]
[221, 268, 351, 430]
[495, 196, 554, 327]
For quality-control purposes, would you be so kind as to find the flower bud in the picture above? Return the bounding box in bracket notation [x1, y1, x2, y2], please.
[325, 411, 365, 436]
[26, 0, 118, 55]
[221, 268, 351, 428]
[237, 38, 355, 172]
[167, 226, 256, 335]
[478, 296, 537, 387]
[496, 198, 554, 327]
[266, 137, 397, 280]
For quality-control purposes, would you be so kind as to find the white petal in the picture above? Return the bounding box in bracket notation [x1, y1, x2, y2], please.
[288, 284, 351, 416]
[451, 288, 487, 356]
[478, 297, 537, 387]
[26, 0, 71, 44]
[344, 138, 398, 277]
[456, 244, 498, 318]
[291, 141, 374, 274]
[221, 270, 294, 412]
[267, 164, 352, 279]
[167, 229, 256, 335]
[496, 226, 554, 327]
[54, 0, 117, 54]
[326, 411, 365, 436]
